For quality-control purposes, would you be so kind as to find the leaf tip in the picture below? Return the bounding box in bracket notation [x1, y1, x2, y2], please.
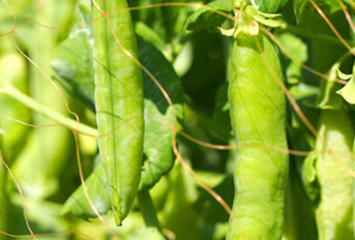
[114, 215, 122, 227]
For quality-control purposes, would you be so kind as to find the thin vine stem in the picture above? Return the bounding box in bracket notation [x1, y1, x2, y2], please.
[0, 74, 97, 136]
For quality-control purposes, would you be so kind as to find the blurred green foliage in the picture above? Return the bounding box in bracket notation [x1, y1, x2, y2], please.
[0, 0, 355, 239]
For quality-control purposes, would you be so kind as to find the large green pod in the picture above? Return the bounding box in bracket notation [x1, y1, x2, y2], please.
[315, 110, 354, 240]
[227, 33, 288, 239]
[93, 0, 144, 225]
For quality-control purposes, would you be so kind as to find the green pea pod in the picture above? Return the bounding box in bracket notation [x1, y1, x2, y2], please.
[315, 110, 354, 240]
[52, 4, 183, 192]
[93, 0, 144, 226]
[59, 36, 183, 220]
[227, 33, 288, 239]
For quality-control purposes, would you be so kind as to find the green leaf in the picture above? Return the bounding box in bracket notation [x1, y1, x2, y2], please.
[10, 200, 69, 240]
[294, 0, 342, 29]
[62, 165, 111, 219]
[287, 111, 318, 203]
[135, 22, 168, 59]
[0, 0, 35, 50]
[161, 163, 198, 240]
[337, 77, 355, 104]
[284, 161, 318, 240]
[300, 153, 319, 201]
[337, 69, 352, 81]
[315, 62, 344, 110]
[295, 0, 342, 16]
[337, 60, 355, 105]
[183, 0, 232, 32]
[302, 152, 317, 183]
[289, 84, 319, 101]
[52, 31, 95, 111]
[315, 43, 352, 109]
[136, 190, 165, 240]
[194, 175, 234, 224]
[51, 4, 95, 111]
[213, 82, 232, 139]
[343, 0, 355, 8]
[252, 0, 288, 13]
[250, 8, 285, 27]
[161, 0, 191, 43]
[277, 33, 308, 85]
[316, 79, 343, 110]
[138, 39, 184, 189]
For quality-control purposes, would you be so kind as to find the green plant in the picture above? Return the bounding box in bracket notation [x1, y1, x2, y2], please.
[1, 0, 355, 240]
[227, 32, 288, 240]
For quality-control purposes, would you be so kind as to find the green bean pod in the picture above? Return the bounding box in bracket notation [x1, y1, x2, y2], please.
[93, 0, 144, 225]
[315, 110, 354, 240]
[227, 33, 288, 239]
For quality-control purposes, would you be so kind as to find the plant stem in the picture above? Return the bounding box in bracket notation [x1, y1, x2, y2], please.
[0, 136, 8, 240]
[137, 189, 166, 240]
[18, 0, 80, 199]
[0, 75, 98, 137]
